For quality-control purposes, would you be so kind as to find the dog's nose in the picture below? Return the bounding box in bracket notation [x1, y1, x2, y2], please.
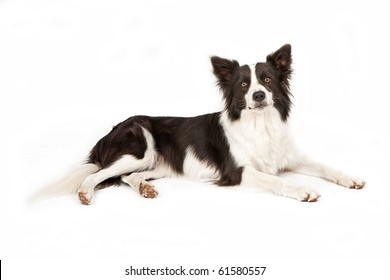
[253, 91, 266, 102]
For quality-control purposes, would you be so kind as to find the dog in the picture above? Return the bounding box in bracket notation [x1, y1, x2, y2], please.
[42, 44, 365, 205]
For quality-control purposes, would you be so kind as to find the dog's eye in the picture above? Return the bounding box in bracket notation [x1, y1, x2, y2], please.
[241, 82, 248, 87]
[264, 77, 271, 83]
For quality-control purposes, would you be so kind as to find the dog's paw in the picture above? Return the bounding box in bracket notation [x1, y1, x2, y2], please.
[139, 183, 158, 198]
[336, 176, 366, 189]
[289, 186, 320, 202]
[78, 191, 94, 205]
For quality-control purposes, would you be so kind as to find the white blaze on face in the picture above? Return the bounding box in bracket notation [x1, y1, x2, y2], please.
[246, 64, 273, 109]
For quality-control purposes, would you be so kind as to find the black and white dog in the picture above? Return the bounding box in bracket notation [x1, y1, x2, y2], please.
[47, 44, 365, 205]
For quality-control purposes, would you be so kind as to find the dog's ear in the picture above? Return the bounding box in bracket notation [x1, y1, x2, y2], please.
[210, 56, 239, 91]
[266, 44, 292, 83]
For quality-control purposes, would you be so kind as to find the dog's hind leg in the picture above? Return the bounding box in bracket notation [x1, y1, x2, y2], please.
[121, 172, 159, 198]
[78, 155, 147, 205]
[121, 165, 173, 198]
[79, 127, 158, 205]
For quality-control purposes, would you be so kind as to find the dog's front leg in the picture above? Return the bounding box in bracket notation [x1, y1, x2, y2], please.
[289, 156, 365, 189]
[241, 166, 320, 202]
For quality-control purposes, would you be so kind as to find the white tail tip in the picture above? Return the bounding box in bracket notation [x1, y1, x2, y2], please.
[28, 163, 100, 203]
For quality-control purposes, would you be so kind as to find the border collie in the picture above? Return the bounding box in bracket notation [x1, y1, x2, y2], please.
[43, 44, 365, 205]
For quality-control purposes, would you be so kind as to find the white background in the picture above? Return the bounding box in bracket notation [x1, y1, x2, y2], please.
[1, 0, 389, 279]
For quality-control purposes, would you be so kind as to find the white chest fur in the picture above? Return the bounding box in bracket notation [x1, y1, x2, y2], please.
[220, 108, 296, 174]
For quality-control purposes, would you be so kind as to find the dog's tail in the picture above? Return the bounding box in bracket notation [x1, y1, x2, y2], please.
[28, 163, 100, 203]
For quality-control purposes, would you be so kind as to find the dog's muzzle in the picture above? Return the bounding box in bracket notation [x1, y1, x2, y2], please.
[249, 91, 269, 109]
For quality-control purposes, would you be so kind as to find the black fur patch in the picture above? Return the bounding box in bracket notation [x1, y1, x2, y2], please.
[88, 114, 242, 187]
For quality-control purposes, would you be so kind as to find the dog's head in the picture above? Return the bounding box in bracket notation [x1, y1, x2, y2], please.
[211, 44, 293, 121]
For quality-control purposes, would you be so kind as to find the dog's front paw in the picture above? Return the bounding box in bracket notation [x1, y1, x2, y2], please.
[287, 186, 320, 202]
[336, 176, 366, 189]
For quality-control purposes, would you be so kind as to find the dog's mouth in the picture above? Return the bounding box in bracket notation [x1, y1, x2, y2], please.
[248, 103, 270, 110]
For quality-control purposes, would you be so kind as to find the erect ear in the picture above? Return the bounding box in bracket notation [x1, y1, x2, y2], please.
[266, 44, 292, 81]
[210, 56, 239, 91]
